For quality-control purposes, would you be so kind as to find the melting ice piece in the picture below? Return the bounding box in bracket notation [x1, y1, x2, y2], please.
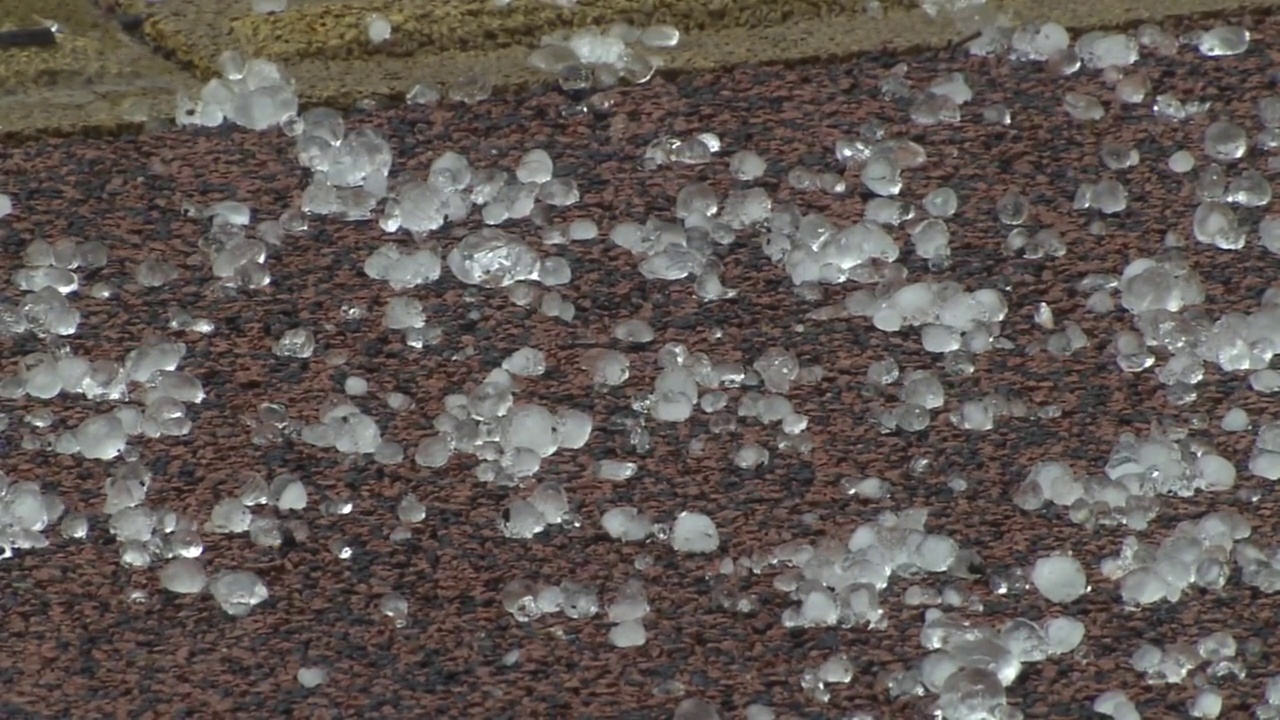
[209, 570, 269, 617]
[670, 511, 719, 553]
[1030, 554, 1088, 603]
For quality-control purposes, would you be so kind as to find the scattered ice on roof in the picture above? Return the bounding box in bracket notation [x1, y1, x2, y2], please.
[4, 8, 1280, 715]
[273, 328, 316, 358]
[1197, 25, 1248, 57]
[158, 558, 207, 594]
[1094, 690, 1141, 720]
[377, 592, 409, 627]
[366, 14, 392, 44]
[601, 507, 654, 542]
[209, 570, 269, 616]
[296, 666, 328, 689]
[1029, 554, 1088, 603]
[669, 511, 718, 553]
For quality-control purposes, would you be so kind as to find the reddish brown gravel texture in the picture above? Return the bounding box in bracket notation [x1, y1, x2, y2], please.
[4, 9, 1280, 720]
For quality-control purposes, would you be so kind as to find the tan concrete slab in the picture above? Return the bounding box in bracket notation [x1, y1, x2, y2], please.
[2, 0, 1279, 139]
[142, 0, 1280, 78]
[0, 0, 199, 139]
[143, 0, 1280, 111]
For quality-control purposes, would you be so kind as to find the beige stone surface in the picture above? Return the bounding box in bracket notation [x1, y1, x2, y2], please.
[0, 0, 197, 138]
[1, 0, 1277, 138]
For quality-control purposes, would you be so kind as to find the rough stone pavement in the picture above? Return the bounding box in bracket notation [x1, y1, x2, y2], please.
[0, 0, 1277, 138]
